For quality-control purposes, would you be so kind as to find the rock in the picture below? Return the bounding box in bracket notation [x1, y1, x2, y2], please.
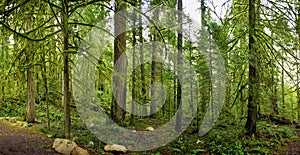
[146, 126, 154, 131]
[53, 138, 78, 155]
[22, 123, 28, 128]
[0, 117, 5, 121]
[9, 117, 18, 123]
[71, 146, 89, 155]
[86, 123, 95, 128]
[104, 144, 127, 153]
[85, 141, 94, 149]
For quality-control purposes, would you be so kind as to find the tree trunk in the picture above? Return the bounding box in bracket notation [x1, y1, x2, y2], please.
[1, 26, 4, 101]
[130, 1, 137, 125]
[245, 0, 258, 135]
[200, 0, 208, 115]
[150, 3, 159, 118]
[295, 2, 300, 117]
[111, 0, 127, 125]
[42, 51, 50, 130]
[175, 0, 183, 132]
[27, 65, 35, 123]
[26, 21, 35, 123]
[271, 66, 279, 115]
[139, 0, 147, 117]
[62, 0, 71, 138]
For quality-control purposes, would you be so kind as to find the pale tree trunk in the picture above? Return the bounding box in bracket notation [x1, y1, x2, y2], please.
[150, 2, 159, 118]
[111, 0, 127, 125]
[245, 0, 258, 135]
[27, 65, 35, 123]
[42, 51, 50, 130]
[26, 22, 35, 123]
[139, 0, 147, 117]
[175, 0, 183, 132]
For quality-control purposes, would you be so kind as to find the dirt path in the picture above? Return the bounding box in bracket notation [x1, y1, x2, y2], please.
[0, 122, 57, 155]
[1, 119, 300, 155]
[281, 130, 300, 155]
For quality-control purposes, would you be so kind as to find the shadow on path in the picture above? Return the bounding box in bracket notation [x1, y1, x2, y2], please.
[0, 123, 57, 155]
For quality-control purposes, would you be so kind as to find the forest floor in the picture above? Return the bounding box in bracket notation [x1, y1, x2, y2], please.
[282, 131, 300, 155]
[0, 120, 57, 155]
[0, 118, 300, 155]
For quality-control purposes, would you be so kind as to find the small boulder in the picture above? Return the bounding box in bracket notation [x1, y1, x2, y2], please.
[9, 117, 18, 123]
[85, 141, 94, 149]
[104, 144, 127, 153]
[71, 146, 89, 155]
[146, 126, 154, 131]
[53, 138, 78, 155]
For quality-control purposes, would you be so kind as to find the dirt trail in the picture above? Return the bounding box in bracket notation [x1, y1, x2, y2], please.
[0, 123, 57, 155]
[282, 130, 300, 155]
[1, 120, 300, 155]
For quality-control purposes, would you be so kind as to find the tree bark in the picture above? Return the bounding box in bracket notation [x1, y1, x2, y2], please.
[139, 0, 147, 117]
[150, 2, 159, 118]
[130, 0, 137, 125]
[175, 0, 183, 132]
[111, 0, 127, 125]
[200, 0, 209, 114]
[245, 0, 258, 135]
[295, 2, 300, 117]
[26, 22, 35, 123]
[62, 0, 71, 138]
[27, 65, 35, 123]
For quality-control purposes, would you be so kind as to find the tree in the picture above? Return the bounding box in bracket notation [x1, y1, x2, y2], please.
[26, 23, 36, 123]
[130, 0, 137, 125]
[245, 0, 259, 135]
[139, 0, 148, 116]
[175, 0, 183, 132]
[150, 0, 160, 118]
[111, 0, 127, 125]
[295, 1, 300, 116]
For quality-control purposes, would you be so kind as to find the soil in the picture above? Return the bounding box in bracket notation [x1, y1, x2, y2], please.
[0, 121, 58, 155]
[0, 119, 300, 155]
[281, 131, 300, 155]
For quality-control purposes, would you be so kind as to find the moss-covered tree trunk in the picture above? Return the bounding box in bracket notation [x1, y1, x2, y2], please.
[26, 22, 35, 123]
[245, 0, 258, 135]
[62, 0, 71, 138]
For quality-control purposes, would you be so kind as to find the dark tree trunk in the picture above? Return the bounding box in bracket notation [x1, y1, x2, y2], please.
[62, 0, 71, 138]
[295, 2, 300, 117]
[1, 27, 5, 101]
[130, 0, 137, 125]
[271, 66, 279, 115]
[245, 0, 258, 135]
[200, 0, 208, 114]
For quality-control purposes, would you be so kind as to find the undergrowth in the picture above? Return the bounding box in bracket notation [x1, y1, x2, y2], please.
[0, 99, 299, 154]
